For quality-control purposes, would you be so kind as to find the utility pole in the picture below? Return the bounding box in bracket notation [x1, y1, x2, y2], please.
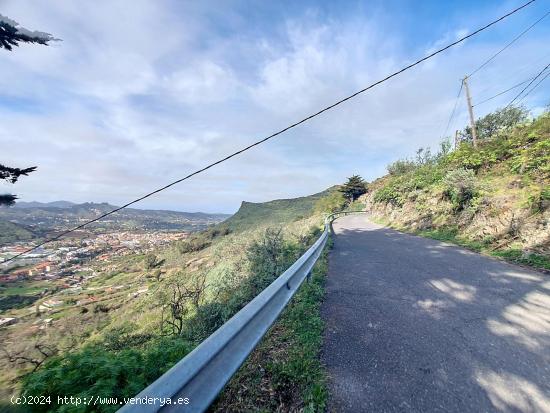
[455, 130, 460, 149]
[463, 76, 478, 148]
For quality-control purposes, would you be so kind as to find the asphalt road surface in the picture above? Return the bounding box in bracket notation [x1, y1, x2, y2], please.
[321, 215, 550, 413]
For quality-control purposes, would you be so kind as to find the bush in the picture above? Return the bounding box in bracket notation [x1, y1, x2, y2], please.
[461, 105, 529, 141]
[387, 159, 416, 176]
[143, 253, 158, 270]
[21, 338, 193, 413]
[102, 325, 153, 351]
[176, 236, 211, 254]
[373, 179, 405, 206]
[314, 190, 346, 214]
[373, 164, 444, 207]
[245, 228, 300, 297]
[443, 169, 478, 210]
[526, 186, 550, 212]
[203, 226, 232, 239]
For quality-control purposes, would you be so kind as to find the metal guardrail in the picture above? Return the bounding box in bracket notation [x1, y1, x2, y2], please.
[118, 210, 366, 413]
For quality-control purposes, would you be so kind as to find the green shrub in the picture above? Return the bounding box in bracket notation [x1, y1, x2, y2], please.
[373, 164, 444, 206]
[21, 338, 193, 413]
[102, 325, 154, 351]
[387, 159, 416, 176]
[526, 186, 550, 212]
[176, 236, 211, 254]
[143, 253, 159, 270]
[373, 179, 405, 206]
[461, 105, 528, 142]
[510, 138, 550, 177]
[443, 169, 478, 210]
[314, 190, 346, 214]
[203, 226, 232, 239]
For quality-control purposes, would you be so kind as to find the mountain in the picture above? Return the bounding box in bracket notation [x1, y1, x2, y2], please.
[0, 202, 231, 240]
[15, 201, 76, 209]
[224, 188, 335, 232]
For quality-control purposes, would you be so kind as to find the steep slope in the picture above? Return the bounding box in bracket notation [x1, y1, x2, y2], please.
[224, 188, 335, 232]
[363, 111, 549, 270]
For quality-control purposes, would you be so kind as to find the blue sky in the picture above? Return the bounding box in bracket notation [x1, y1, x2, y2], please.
[0, 0, 549, 213]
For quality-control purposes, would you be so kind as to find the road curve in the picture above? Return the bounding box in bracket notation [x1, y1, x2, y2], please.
[321, 215, 550, 413]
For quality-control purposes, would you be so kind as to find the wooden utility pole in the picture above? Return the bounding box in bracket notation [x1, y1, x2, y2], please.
[463, 76, 478, 148]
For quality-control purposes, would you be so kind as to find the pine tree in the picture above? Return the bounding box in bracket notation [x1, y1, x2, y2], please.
[0, 164, 37, 206]
[339, 175, 367, 202]
[1, 15, 56, 205]
[0, 14, 57, 50]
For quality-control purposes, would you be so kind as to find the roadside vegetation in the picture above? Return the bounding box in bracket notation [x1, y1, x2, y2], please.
[210, 237, 331, 412]
[365, 106, 550, 272]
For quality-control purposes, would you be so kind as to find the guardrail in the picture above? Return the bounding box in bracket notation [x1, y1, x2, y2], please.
[119, 210, 367, 413]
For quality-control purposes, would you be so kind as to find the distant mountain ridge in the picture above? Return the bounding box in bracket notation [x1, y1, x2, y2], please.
[0, 202, 231, 243]
[15, 201, 76, 209]
[14, 201, 226, 215]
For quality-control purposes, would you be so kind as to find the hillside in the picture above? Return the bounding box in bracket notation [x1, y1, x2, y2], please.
[0, 220, 36, 245]
[224, 188, 336, 232]
[0, 189, 336, 412]
[362, 109, 550, 270]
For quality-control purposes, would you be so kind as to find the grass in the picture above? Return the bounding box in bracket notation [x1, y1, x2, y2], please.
[210, 241, 330, 413]
[414, 227, 550, 271]
[492, 249, 550, 271]
[0, 282, 48, 296]
[224, 188, 335, 233]
[373, 219, 550, 273]
[0, 220, 35, 245]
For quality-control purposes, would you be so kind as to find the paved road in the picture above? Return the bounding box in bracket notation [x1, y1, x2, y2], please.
[321, 215, 550, 413]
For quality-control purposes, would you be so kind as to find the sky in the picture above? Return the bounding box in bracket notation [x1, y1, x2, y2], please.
[0, 0, 549, 214]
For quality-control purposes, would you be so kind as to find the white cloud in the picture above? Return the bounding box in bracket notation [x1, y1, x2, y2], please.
[165, 61, 239, 104]
[0, 1, 548, 213]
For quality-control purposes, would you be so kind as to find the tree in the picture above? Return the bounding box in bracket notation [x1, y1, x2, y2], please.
[0, 14, 57, 51]
[159, 272, 207, 336]
[2, 341, 57, 373]
[461, 106, 529, 142]
[143, 253, 159, 270]
[0, 164, 37, 206]
[1, 14, 57, 204]
[339, 175, 367, 202]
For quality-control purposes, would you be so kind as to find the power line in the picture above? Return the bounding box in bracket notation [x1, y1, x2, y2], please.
[468, 9, 549, 77]
[473, 49, 550, 97]
[2, 0, 537, 264]
[441, 5, 545, 138]
[516, 69, 550, 104]
[506, 62, 550, 107]
[441, 81, 463, 138]
[473, 77, 533, 106]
